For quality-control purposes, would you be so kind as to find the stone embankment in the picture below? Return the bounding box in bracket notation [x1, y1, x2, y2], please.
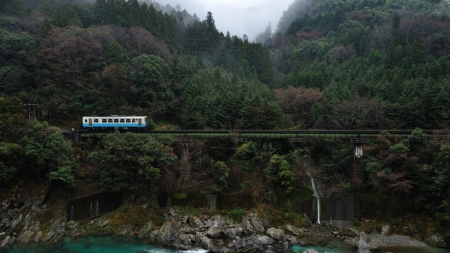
[0, 194, 445, 253]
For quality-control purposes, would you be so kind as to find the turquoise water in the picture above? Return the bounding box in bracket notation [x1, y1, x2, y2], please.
[292, 240, 357, 253]
[2, 236, 449, 253]
[2, 236, 207, 253]
[292, 242, 450, 253]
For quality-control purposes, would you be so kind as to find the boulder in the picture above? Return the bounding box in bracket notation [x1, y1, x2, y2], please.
[195, 232, 213, 249]
[381, 225, 390, 236]
[257, 235, 275, 245]
[223, 226, 244, 239]
[356, 232, 377, 253]
[118, 225, 133, 237]
[285, 235, 298, 244]
[285, 224, 299, 236]
[44, 219, 65, 243]
[138, 221, 153, 239]
[33, 231, 42, 242]
[234, 236, 262, 252]
[207, 216, 224, 239]
[266, 228, 284, 241]
[16, 230, 35, 243]
[302, 250, 319, 253]
[156, 221, 179, 244]
[189, 216, 204, 228]
[1, 236, 9, 247]
[242, 213, 265, 234]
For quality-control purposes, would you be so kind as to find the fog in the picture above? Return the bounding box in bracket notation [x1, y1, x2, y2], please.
[153, 0, 294, 40]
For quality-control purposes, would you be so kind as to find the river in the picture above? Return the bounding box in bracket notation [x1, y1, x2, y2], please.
[2, 235, 450, 253]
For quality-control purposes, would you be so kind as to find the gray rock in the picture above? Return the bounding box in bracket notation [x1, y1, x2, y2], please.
[265, 247, 276, 253]
[138, 221, 153, 239]
[257, 235, 275, 245]
[381, 225, 390, 236]
[189, 216, 204, 228]
[17, 230, 35, 243]
[302, 250, 319, 253]
[9, 214, 22, 231]
[100, 219, 109, 228]
[242, 213, 265, 234]
[30, 221, 41, 233]
[285, 224, 299, 236]
[7, 236, 15, 245]
[0, 218, 9, 231]
[156, 221, 178, 244]
[234, 236, 262, 252]
[207, 216, 224, 239]
[118, 225, 133, 237]
[223, 226, 243, 239]
[0, 232, 5, 240]
[266, 228, 284, 241]
[285, 235, 298, 244]
[1, 236, 9, 247]
[33, 231, 42, 242]
[44, 219, 65, 242]
[178, 233, 195, 245]
[195, 232, 213, 249]
[67, 221, 78, 229]
[357, 232, 377, 253]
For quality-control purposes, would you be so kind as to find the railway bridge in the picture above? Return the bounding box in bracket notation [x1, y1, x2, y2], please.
[63, 128, 449, 158]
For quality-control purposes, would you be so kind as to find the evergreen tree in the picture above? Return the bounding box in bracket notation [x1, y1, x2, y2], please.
[411, 29, 427, 65]
[107, 41, 123, 64]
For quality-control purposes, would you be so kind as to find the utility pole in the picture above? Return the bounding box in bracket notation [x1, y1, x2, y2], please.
[24, 103, 38, 120]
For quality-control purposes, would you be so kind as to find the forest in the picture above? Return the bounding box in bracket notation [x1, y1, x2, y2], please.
[1, 0, 450, 247]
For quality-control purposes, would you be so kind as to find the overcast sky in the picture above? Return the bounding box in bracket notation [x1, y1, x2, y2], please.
[154, 0, 294, 41]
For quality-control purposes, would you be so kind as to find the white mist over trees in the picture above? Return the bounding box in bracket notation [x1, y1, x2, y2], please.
[148, 0, 294, 40]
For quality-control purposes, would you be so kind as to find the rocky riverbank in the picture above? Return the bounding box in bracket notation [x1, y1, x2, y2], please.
[0, 193, 447, 253]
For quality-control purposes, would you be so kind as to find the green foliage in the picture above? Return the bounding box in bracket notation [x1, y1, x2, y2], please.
[0, 29, 33, 51]
[389, 143, 409, 153]
[88, 131, 177, 195]
[0, 0, 27, 16]
[236, 141, 258, 159]
[19, 121, 75, 186]
[226, 207, 245, 221]
[266, 154, 295, 193]
[211, 161, 229, 193]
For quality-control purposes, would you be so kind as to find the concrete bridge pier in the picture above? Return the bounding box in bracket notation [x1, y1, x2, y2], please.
[180, 138, 191, 190]
[350, 138, 368, 182]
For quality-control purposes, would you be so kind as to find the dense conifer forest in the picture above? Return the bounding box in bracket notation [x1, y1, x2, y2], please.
[2, 0, 450, 246]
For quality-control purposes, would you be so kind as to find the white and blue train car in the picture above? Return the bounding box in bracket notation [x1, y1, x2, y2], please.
[82, 115, 147, 129]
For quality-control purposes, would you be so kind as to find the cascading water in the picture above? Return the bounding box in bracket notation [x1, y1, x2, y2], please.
[307, 172, 321, 225]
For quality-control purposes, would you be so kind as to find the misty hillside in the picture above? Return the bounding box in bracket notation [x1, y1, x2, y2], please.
[1, 0, 450, 130]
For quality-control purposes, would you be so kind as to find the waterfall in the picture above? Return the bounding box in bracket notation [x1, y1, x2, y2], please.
[70, 206, 74, 221]
[307, 172, 321, 225]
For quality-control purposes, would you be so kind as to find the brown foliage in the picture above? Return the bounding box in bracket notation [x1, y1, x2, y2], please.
[126, 27, 172, 63]
[330, 96, 386, 129]
[274, 86, 324, 127]
[37, 26, 105, 88]
[369, 15, 450, 53]
[350, 10, 367, 22]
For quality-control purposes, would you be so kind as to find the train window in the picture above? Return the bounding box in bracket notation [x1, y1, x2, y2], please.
[94, 119, 99, 123]
[102, 119, 107, 123]
[120, 119, 125, 123]
[108, 119, 112, 123]
[126, 119, 131, 123]
[132, 119, 136, 123]
[114, 119, 118, 123]
[84, 119, 87, 123]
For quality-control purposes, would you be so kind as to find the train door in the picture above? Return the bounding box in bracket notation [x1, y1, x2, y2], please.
[89, 118, 92, 127]
[138, 118, 142, 127]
